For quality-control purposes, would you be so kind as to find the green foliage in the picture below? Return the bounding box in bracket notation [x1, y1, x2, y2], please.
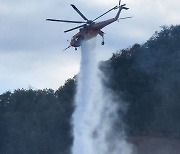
[0, 25, 180, 153]
[103, 25, 180, 137]
[0, 80, 75, 154]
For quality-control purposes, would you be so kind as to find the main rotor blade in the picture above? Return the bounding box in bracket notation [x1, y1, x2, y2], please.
[71, 4, 88, 21]
[118, 16, 133, 20]
[46, 19, 86, 24]
[64, 24, 86, 33]
[92, 6, 118, 22]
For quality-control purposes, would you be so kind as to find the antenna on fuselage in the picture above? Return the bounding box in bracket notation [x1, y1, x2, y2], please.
[63, 45, 71, 51]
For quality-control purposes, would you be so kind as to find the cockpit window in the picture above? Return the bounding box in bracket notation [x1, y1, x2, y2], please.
[71, 37, 78, 42]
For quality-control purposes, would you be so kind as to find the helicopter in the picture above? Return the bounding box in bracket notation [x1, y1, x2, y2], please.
[46, 0, 131, 51]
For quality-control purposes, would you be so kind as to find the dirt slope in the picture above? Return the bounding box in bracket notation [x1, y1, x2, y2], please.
[128, 136, 180, 154]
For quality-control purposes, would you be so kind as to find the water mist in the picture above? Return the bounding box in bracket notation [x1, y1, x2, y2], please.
[72, 38, 132, 154]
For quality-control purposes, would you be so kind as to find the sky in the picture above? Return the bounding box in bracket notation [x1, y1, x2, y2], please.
[0, 0, 180, 94]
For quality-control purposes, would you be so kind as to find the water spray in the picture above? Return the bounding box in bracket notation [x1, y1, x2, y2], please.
[71, 38, 132, 154]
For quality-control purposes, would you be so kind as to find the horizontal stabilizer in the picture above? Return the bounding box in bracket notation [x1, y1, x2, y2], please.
[122, 6, 129, 10]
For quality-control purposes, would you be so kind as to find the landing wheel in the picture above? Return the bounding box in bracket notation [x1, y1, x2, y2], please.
[101, 41, 104, 45]
[75, 48, 77, 51]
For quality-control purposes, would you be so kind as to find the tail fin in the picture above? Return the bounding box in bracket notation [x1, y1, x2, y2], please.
[115, 3, 129, 20]
[119, 0, 121, 6]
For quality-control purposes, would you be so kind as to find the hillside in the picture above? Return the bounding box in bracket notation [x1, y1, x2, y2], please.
[102, 25, 180, 138]
[0, 25, 180, 153]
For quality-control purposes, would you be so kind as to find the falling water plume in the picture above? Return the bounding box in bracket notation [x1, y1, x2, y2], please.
[72, 38, 133, 154]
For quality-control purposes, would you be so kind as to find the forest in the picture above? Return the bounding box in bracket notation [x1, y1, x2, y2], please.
[0, 25, 180, 154]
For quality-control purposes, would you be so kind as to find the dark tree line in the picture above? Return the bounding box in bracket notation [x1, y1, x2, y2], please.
[0, 25, 180, 153]
[0, 79, 75, 154]
[102, 25, 180, 137]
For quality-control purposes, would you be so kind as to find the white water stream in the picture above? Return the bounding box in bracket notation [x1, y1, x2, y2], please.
[72, 38, 132, 154]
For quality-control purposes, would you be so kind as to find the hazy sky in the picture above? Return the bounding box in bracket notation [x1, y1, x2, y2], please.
[0, 0, 180, 94]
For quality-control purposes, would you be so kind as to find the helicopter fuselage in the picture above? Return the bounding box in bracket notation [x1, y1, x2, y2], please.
[70, 28, 99, 47]
[70, 17, 117, 48]
[46, 1, 130, 51]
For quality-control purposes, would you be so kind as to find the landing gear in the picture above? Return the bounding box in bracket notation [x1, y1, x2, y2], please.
[75, 47, 77, 51]
[99, 30, 105, 46]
